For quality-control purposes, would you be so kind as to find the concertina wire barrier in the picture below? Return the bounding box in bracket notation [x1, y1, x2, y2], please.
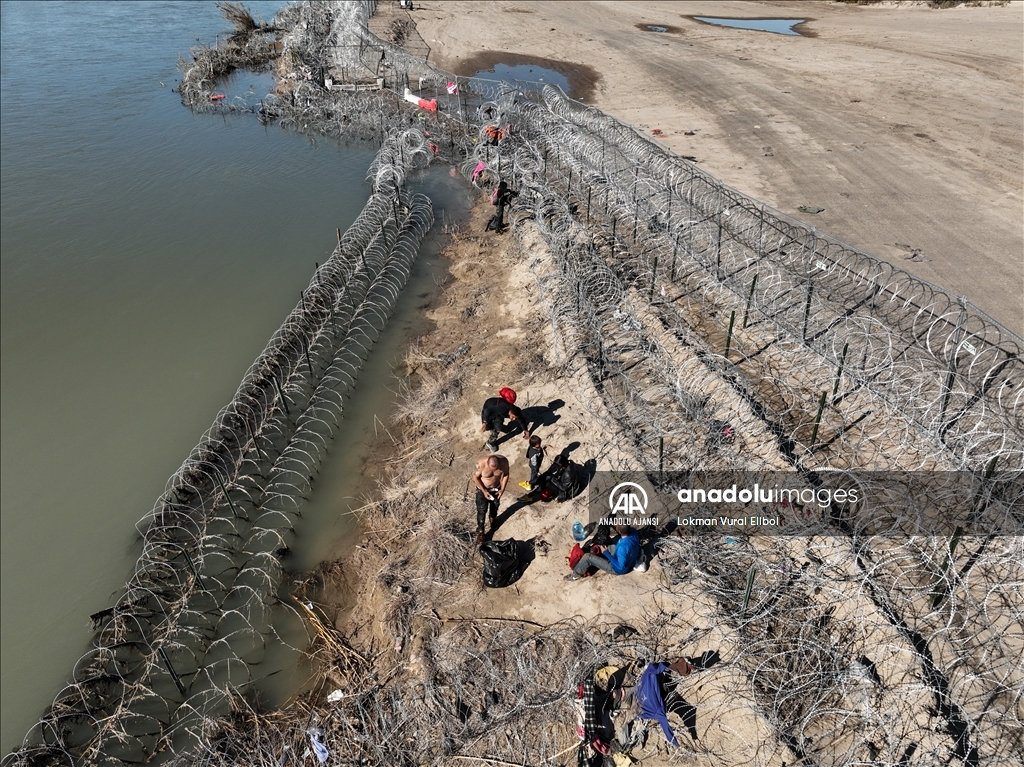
[4, 120, 436, 765]
[173, 4, 1020, 765]
[7, 1, 1022, 764]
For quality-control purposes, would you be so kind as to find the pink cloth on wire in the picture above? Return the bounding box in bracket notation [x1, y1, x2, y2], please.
[472, 161, 487, 182]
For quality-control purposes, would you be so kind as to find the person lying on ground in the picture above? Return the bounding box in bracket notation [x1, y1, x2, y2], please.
[472, 454, 509, 544]
[566, 525, 640, 581]
[480, 386, 530, 451]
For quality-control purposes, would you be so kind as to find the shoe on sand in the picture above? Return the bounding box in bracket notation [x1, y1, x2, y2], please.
[475, 530, 485, 545]
[564, 573, 581, 582]
[485, 441, 498, 452]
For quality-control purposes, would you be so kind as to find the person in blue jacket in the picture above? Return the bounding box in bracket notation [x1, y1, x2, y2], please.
[565, 525, 640, 581]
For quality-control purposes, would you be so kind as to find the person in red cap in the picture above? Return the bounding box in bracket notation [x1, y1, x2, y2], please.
[480, 387, 530, 451]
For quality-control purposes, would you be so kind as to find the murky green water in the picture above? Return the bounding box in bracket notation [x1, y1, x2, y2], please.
[1, 0, 468, 750]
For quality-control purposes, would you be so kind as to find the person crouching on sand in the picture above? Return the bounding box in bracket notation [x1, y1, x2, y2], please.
[480, 386, 530, 451]
[472, 454, 509, 544]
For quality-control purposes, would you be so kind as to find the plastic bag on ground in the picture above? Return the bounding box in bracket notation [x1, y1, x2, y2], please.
[481, 538, 524, 588]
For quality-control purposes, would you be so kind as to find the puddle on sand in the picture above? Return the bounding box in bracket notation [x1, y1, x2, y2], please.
[470, 62, 569, 95]
[692, 17, 809, 36]
[455, 52, 599, 102]
[634, 23, 683, 34]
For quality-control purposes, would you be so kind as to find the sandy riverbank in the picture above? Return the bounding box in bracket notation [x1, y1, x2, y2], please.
[328, 202, 782, 765]
[164, 4, 1022, 764]
[411, 0, 1023, 335]
[315, 3, 1024, 761]
[315, 4, 1024, 762]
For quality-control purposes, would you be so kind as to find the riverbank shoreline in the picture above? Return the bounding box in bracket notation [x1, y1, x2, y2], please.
[10, 1, 1019, 762]
[298, 199, 754, 766]
[286, 3, 1024, 762]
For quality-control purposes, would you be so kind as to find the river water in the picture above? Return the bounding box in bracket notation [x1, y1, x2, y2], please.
[0, 1, 468, 751]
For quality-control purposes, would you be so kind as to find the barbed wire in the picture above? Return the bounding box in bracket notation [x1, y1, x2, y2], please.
[8, 2, 1021, 765]
[2, 112, 436, 767]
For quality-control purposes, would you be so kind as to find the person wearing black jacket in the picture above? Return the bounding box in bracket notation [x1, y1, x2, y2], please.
[540, 454, 578, 502]
[493, 179, 517, 233]
[480, 386, 530, 451]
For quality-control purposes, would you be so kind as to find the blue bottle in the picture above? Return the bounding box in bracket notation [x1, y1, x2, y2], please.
[572, 521, 586, 541]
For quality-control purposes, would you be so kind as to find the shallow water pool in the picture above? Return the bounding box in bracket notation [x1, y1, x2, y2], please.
[470, 63, 570, 95]
[693, 17, 807, 36]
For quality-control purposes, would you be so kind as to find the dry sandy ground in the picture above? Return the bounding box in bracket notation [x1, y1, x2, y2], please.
[311, 2, 1024, 761]
[320, 4, 1024, 760]
[339, 207, 782, 763]
[355, 205, 647, 622]
[410, 0, 1023, 336]
[340, 200, 995, 764]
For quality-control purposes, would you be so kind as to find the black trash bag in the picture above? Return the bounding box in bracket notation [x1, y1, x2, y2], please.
[590, 524, 614, 547]
[481, 538, 524, 588]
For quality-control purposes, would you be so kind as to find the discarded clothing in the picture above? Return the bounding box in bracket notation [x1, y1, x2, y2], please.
[594, 665, 621, 691]
[308, 728, 330, 763]
[668, 657, 695, 676]
[580, 676, 600, 740]
[636, 662, 678, 745]
[480, 538, 524, 588]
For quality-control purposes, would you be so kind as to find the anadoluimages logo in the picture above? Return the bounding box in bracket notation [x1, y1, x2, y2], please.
[603, 482, 658, 526]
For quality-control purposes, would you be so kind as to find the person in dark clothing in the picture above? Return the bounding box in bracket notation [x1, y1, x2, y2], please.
[483, 124, 504, 146]
[493, 179, 518, 233]
[534, 454, 575, 500]
[480, 386, 530, 451]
